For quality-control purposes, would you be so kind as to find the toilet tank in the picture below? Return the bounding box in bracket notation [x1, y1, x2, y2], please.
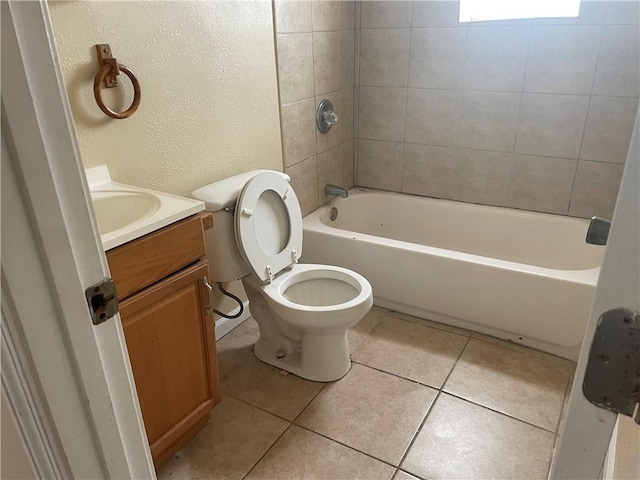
[192, 170, 290, 283]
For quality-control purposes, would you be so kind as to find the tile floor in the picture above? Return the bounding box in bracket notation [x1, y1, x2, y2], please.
[157, 307, 575, 480]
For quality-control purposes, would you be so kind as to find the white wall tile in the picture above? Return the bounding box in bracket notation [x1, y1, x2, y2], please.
[281, 99, 316, 168]
[274, 0, 313, 33]
[532, 1, 607, 26]
[401, 144, 453, 198]
[515, 94, 590, 158]
[361, 1, 413, 28]
[405, 89, 458, 146]
[412, 1, 461, 27]
[593, 26, 640, 97]
[524, 26, 601, 95]
[606, 1, 640, 25]
[507, 155, 577, 214]
[360, 29, 411, 87]
[456, 92, 521, 152]
[463, 26, 530, 92]
[357, 139, 404, 190]
[409, 27, 466, 89]
[313, 31, 342, 95]
[569, 160, 624, 218]
[277, 34, 314, 103]
[581, 96, 639, 163]
[449, 149, 511, 206]
[359, 86, 407, 142]
[312, 0, 341, 31]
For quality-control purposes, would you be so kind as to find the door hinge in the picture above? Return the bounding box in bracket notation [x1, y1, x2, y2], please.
[582, 307, 640, 424]
[85, 278, 119, 325]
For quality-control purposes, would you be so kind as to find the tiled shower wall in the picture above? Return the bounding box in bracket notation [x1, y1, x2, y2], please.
[274, 0, 356, 216]
[355, 0, 640, 218]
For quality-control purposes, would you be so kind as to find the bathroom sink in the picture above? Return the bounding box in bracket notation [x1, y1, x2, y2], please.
[87, 165, 205, 250]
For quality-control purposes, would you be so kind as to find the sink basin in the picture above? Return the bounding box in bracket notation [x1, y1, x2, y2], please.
[92, 190, 161, 235]
[86, 166, 205, 250]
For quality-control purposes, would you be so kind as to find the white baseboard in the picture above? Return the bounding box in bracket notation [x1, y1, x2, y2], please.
[214, 301, 251, 340]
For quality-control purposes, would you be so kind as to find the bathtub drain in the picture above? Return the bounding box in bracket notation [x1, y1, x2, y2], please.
[330, 207, 338, 221]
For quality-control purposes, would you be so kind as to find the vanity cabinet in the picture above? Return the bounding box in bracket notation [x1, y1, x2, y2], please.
[106, 212, 220, 468]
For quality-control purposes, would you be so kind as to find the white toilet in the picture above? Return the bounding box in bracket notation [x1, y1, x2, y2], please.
[192, 170, 373, 382]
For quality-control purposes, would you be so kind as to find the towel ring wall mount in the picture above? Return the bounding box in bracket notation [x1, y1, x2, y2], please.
[93, 44, 141, 119]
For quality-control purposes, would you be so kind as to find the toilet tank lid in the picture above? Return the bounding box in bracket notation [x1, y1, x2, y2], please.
[191, 169, 291, 211]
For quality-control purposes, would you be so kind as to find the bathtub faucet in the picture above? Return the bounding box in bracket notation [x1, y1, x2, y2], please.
[324, 183, 348, 198]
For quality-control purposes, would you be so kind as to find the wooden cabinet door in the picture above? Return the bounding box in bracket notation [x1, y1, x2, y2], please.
[119, 260, 220, 466]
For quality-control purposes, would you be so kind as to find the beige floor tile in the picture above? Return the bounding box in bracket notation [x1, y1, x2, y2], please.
[157, 396, 288, 480]
[471, 332, 575, 368]
[243, 316, 260, 330]
[444, 339, 571, 431]
[394, 470, 421, 480]
[296, 363, 437, 465]
[385, 311, 473, 337]
[352, 317, 468, 388]
[216, 324, 260, 377]
[401, 394, 555, 480]
[348, 305, 387, 353]
[221, 349, 324, 421]
[246, 425, 395, 480]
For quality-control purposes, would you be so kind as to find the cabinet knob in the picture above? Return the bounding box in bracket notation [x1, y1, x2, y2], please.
[203, 276, 213, 291]
[205, 306, 212, 316]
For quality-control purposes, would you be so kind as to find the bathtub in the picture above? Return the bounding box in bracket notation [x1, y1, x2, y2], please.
[301, 188, 605, 360]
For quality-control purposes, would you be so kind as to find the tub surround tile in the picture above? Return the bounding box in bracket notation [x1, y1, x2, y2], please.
[401, 144, 453, 199]
[361, 1, 413, 29]
[569, 161, 624, 219]
[281, 99, 316, 168]
[455, 92, 521, 152]
[412, 1, 461, 27]
[341, 30, 355, 89]
[360, 28, 411, 87]
[276, 34, 314, 104]
[409, 28, 466, 90]
[285, 156, 319, 216]
[274, 0, 312, 34]
[296, 363, 437, 465]
[401, 394, 556, 480]
[342, 87, 355, 142]
[606, 1, 640, 25]
[220, 346, 324, 421]
[316, 90, 343, 153]
[342, 140, 355, 188]
[580, 96, 639, 164]
[312, 0, 341, 32]
[317, 144, 346, 204]
[449, 149, 511, 207]
[313, 31, 342, 95]
[524, 26, 601, 95]
[515, 94, 590, 159]
[593, 26, 640, 97]
[359, 87, 407, 142]
[507, 154, 577, 214]
[352, 317, 468, 388]
[341, 1, 355, 31]
[348, 306, 387, 354]
[157, 396, 288, 480]
[357, 139, 404, 191]
[247, 425, 395, 480]
[462, 26, 530, 92]
[405, 89, 458, 146]
[444, 339, 572, 431]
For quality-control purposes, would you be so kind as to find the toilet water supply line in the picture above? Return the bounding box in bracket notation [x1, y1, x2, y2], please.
[203, 278, 245, 319]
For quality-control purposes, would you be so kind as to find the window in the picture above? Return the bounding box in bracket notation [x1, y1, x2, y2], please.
[459, 0, 581, 23]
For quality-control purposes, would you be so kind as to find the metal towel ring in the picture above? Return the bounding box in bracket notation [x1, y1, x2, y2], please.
[93, 62, 141, 119]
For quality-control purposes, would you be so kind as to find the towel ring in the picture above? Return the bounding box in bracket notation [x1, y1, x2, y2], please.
[93, 63, 141, 119]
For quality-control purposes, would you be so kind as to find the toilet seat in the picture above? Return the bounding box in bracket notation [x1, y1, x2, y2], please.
[235, 171, 303, 283]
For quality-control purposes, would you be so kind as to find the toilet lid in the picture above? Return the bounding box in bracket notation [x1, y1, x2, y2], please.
[234, 171, 303, 283]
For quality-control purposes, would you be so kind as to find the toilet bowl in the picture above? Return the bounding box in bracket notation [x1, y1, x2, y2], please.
[192, 170, 373, 382]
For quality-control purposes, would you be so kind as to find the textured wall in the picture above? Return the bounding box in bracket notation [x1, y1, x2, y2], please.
[355, 0, 639, 218]
[273, 0, 356, 215]
[49, 0, 283, 198]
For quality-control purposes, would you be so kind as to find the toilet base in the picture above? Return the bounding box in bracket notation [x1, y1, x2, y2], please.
[253, 331, 351, 382]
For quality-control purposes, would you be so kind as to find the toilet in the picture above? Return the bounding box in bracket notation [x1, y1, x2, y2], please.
[192, 170, 373, 382]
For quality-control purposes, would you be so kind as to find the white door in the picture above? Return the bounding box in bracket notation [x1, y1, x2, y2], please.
[550, 113, 640, 479]
[1, 1, 154, 478]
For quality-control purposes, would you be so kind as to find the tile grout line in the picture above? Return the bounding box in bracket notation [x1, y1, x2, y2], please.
[241, 422, 293, 480]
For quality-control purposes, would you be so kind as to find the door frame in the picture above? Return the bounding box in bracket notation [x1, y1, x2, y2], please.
[1, 1, 154, 478]
[550, 112, 640, 478]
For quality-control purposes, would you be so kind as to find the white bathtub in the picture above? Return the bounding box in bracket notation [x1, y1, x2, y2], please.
[301, 188, 605, 360]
